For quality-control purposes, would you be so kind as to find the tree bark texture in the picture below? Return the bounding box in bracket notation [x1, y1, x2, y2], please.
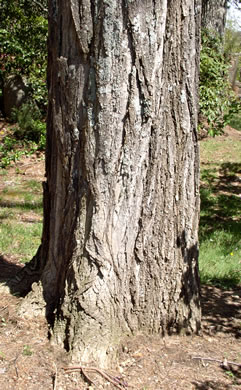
[25, 0, 201, 364]
[201, 0, 228, 36]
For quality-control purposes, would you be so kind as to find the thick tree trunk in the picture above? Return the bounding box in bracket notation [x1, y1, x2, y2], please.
[16, 0, 202, 365]
[201, 0, 228, 36]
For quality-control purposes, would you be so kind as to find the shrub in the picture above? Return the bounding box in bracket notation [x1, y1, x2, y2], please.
[12, 102, 46, 147]
[199, 29, 241, 136]
[0, 1, 48, 115]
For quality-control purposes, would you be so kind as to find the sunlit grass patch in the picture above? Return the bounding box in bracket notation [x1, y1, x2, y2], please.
[0, 181, 42, 216]
[201, 136, 241, 164]
[199, 228, 241, 288]
[23, 179, 42, 192]
[0, 219, 42, 263]
[0, 173, 43, 263]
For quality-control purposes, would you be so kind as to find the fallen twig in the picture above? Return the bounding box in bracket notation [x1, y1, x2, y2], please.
[5, 352, 21, 376]
[64, 365, 128, 389]
[82, 367, 95, 386]
[192, 356, 241, 368]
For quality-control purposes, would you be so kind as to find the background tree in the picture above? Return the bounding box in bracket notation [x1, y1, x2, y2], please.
[201, 0, 228, 37]
[11, 0, 202, 365]
[0, 0, 48, 157]
[199, 0, 241, 135]
[225, 17, 241, 89]
[0, 0, 48, 114]
[199, 29, 236, 135]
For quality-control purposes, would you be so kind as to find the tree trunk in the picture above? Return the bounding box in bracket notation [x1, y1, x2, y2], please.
[15, 0, 202, 365]
[201, 0, 228, 36]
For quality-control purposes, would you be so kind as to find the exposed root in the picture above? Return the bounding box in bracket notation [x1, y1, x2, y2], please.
[64, 365, 128, 389]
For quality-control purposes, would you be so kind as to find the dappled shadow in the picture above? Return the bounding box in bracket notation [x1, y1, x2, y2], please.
[5, 245, 42, 297]
[193, 379, 241, 390]
[201, 161, 241, 192]
[200, 190, 240, 225]
[200, 162, 241, 232]
[201, 285, 241, 338]
[0, 199, 43, 211]
[0, 254, 24, 282]
[200, 161, 241, 287]
[217, 162, 241, 195]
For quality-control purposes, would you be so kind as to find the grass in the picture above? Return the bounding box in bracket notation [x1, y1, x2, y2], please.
[199, 133, 241, 289]
[0, 175, 43, 263]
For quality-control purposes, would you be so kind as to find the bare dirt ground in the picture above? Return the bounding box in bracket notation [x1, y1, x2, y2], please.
[0, 282, 241, 390]
[0, 126, 241, 390]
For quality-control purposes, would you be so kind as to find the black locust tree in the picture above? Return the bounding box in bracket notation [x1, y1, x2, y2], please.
[11, 0, 202, 365]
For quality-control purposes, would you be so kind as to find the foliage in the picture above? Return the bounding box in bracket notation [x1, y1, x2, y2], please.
[0, 1, 47, 164]
[22, 345, 33, 356]
[12, 102, 46, 147]
[199, 29, 240, 136]
[0, 128, 45, 169]
[0, 0, 48, 114]
[0, 136, 24, 168]
[0, 102, 46, 169]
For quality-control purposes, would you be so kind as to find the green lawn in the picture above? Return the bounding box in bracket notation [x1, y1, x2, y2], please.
[199, 132, 241, 288]
[0, 175, 42, 263]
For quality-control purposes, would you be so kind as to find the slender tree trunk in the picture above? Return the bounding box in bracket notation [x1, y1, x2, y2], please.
[13, 0, 202, 365]
[201, 0, 228, 36]
[229, 55, 241, 90]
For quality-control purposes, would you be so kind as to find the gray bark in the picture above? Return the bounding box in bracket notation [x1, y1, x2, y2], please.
[16, 0, 202, 365]
[201, 0, 228, 36]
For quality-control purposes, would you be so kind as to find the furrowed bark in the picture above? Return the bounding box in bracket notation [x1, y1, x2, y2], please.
[17, 0, 202, 365]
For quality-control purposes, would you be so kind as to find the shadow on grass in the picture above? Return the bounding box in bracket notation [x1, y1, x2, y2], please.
[201, 285, 241, 338]
[0, 254, 24, 282]
[0, 199, 43, 212]
[200, 161, 241, 287]
[200, 162, 241, 231]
